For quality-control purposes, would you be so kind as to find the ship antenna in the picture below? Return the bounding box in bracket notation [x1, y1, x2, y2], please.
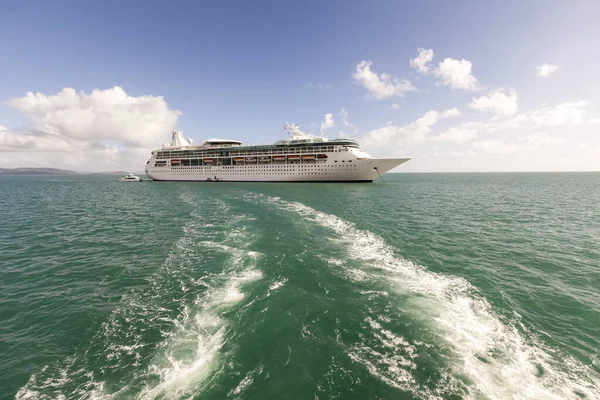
[285, 121, 301, 137]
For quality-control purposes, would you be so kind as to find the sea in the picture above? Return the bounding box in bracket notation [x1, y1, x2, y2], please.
[1, 173, 599, 400]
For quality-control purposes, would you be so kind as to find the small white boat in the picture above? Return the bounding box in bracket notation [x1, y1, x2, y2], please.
[119, 173, 143, 182]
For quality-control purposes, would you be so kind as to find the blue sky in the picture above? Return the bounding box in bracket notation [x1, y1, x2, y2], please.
[1, 1, 599, 171]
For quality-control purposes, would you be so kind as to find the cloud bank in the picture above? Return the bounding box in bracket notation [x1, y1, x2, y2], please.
[3, 87, 180, 149]
[1, 87, 180, 171]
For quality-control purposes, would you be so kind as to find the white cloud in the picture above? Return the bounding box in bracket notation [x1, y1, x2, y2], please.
[339, 107, 350, 127]
[362, 95, 599, 172]
[435, 126, 478, 143]
[472, 139, 523, 155]
[5, 88, 82, 114]
[441, 108, 461, 118]
[362, 107, 460, 146]
[536, 63, 560, 78]
[470, 88, 518, 117]
[0, 126, 87, 152]
[588, 118, 600, 125]
[364, 100, 594, 156]
[3, 86, 181, 149]
[434, 58, 480, 91]
[353, 60, 416, 99]
[410, 48, 434, 74]
[578, 142, 591, 150]
[452, 101, 589, 141]
[391, 104, 401, 110]
[1, 86, 181, 172]
[339, 107, 348, 119]
[518, 132, 565, 147]
[531, 101, 588, 126]
[472, 132, 565, 156]
[337, 107, 359, 132]
[320, 113, 335, 133]
[452, 101, 590, 143]
[409, 49, 481, 91]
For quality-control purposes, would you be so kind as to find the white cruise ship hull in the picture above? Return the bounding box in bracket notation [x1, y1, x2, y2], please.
[146, 127, 411, 183]
[147, 157, 409, 182]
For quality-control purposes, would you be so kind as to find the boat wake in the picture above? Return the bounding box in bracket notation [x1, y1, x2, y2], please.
[16, 193, 263, 400]
[245, 193, 600, 400]
[15, 189, 600, 400]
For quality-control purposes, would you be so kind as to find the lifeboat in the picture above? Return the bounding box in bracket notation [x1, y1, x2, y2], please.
[301, 154, 316, 160]
[273, 156, 286, 162]
[233, 157, 245, 162]
[171, 159, 181, 166]
[317, 154, 327, 159]
[259, 156, 271, 161]
[245, 157, 257, 162]
[287, 155, 300, 160]
[203, 158, 215, 163]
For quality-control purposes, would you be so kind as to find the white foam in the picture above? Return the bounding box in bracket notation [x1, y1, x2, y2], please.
[255, 194, 600, 400]
[269, 279, 286, 291]
[227, 365, 263, 397]
[15, 360, 105, 400]
[18, 196, 264, 399]
[134, 222, 263, 399]
[230, 374, 253, 396]
[266, 278, 288, 297]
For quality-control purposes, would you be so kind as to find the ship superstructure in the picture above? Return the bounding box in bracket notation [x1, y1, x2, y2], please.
[145, 123, 410, 182]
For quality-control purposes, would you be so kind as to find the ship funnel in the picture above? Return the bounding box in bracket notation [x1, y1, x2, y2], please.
[170, 131, 187, 147]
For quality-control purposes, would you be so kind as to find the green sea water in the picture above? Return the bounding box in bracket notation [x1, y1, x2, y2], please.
[1, 173, 599, 400]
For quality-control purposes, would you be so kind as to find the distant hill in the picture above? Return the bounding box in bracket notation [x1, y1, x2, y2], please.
[0, 167, 78, 175]
[88, 171, 132, 175]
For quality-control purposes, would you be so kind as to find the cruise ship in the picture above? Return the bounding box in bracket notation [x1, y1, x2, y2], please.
[145, 123, 410, 182]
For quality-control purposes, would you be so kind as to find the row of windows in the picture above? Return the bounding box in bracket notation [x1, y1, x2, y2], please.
[152, 171, 356, 175]
[160, 165, 357, 170]
[230, 146, 338, 156]
[170, 160, 330, 166]
[158, 160, 353, 168]
[156, 146, 342, 159]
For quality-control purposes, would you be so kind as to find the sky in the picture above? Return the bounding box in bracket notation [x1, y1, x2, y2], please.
[1, 0, 600, 172]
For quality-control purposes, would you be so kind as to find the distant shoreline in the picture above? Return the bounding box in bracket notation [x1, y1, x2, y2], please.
[0, 167, 78, 175]
[0, 168, 138, 175]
